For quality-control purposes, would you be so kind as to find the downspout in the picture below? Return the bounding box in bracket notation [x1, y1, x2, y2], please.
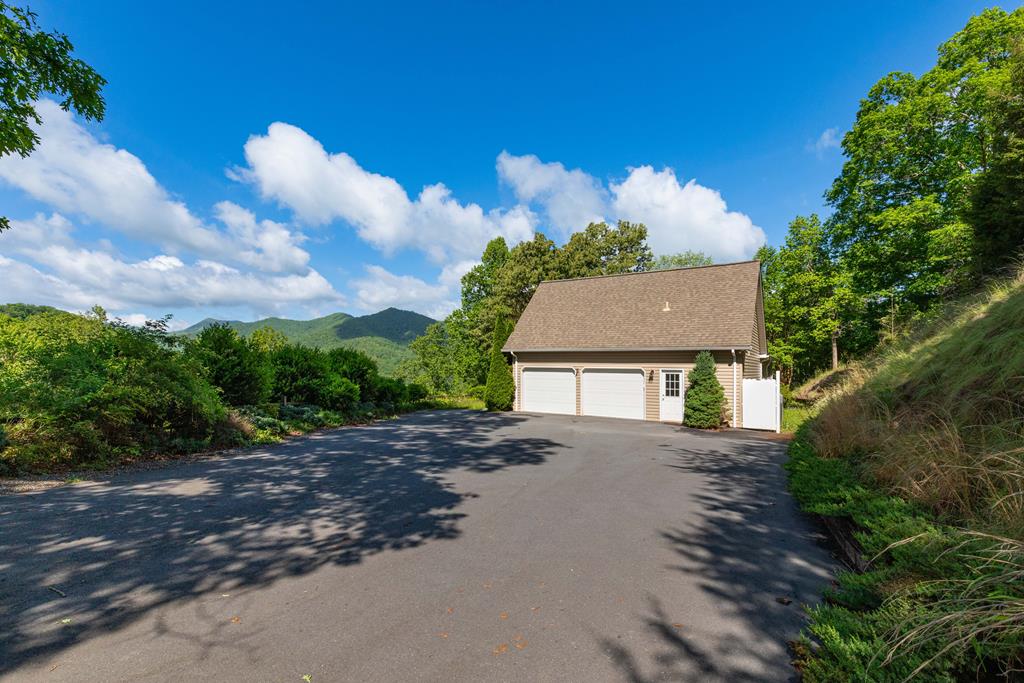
[731, 349, 738, 428]
[510, 351, 518, 410]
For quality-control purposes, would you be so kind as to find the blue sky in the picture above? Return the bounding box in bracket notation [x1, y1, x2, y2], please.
[0, 0, 1014, 326]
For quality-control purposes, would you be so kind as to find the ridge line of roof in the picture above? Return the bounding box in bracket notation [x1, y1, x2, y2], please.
[536, 259, 761, 285]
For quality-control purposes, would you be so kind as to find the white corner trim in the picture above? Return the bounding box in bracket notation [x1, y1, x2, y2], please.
[731, 349, 738, 428]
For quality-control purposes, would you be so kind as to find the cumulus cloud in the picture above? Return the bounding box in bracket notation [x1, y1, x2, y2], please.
[496, 151, 606, 236]
[0, 100, 224, 255]
[1, 213, 344, 317]
[349, 264, 466, 319]
[234, 122, 536, 263]
[497, 152, 765, 262]
[610, 165, 765, 262]
[0, 101, 313, 274]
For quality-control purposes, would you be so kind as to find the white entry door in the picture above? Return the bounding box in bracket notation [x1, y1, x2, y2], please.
[660, 369, 684, 422]
[581, 369, 645, 420]
[521, 368, 576, 415]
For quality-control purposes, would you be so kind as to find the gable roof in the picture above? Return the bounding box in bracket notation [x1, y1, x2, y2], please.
[503, 260, 763, 352]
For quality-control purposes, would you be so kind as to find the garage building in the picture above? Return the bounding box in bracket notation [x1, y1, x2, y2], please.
[502, 260, 768, 425]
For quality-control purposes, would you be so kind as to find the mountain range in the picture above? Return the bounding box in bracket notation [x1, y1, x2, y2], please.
[179, 307, 435, 374]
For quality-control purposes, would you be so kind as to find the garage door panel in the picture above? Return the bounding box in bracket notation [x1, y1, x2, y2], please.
[581, 369, 644, 420]
[521, 368, 576, 415]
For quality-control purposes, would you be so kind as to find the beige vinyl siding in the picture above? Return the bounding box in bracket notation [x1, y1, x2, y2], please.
[514, 351, 739, 424]
[743, 321, 762, 379]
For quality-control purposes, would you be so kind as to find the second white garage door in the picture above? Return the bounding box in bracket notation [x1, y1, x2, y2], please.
[581, 369, 645, 420]
[521, 368, 576, 415]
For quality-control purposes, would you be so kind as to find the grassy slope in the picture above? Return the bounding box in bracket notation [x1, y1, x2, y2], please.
[180, 308, 434, 375]
[788, 269, 1024, 680]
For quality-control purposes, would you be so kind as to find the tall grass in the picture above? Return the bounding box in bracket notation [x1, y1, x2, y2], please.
[807, 268, 1024, 534]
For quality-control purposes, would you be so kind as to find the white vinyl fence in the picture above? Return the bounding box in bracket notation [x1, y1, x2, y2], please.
[742, 371, 782, 432]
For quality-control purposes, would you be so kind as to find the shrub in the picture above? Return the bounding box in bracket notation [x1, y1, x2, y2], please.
[467, 384, 486, 401]
[188, 323, 272, 406]
[683, 351, 726, 428]
[269, 344, 360, 412]
[0, 311, 225, 472]
[327, 347, 381, 399]
[484, 318, 514, 411]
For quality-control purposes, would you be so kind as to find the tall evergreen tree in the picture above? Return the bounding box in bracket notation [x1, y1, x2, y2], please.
[483, 318, 514, 411]
[684, 351, 726, 429]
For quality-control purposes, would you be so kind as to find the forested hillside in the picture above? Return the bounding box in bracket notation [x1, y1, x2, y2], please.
[180, 307, 433, 375]
[758, 8, 1024, 386]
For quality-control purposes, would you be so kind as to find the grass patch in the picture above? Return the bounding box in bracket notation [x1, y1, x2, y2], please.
[420, 395, 486, 411]
[782, 404, 815, 433]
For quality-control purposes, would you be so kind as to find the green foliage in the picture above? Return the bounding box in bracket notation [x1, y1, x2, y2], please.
[0, 1, 106, 232]
[0, 311, 224, 472]
[0, 306, 426, 472]
[483, 318, 514, 411]
[759, 8, 1024, 393]
[651, 250, 713, 269]
[787, 436, 1023, 681]
[268, 344, 360, 412]
[188, 323, 271, 406]
[759, 216, 862, 384]
[683, 351, 726, 428]
[0, 303, 63, 319]
[824, 8, 1024, 324]
[556, 221, 653, 280]
[788, 266, 1024, 680]
[969, 40, 1024, 277]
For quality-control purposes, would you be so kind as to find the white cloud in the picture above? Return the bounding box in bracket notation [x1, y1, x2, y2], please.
[1, 214, 344, 317]
[234, 122, 536, 263]
[350, 264, 466, 320]
[496, 151, 606, 236]
[497, 152, 765, 262]
[0, 101, 313, 275]
[213, 201, 309, 274]
[0, 100, 224, 255]
[809, 127, 840, 156]
[610, 165, 765, 262]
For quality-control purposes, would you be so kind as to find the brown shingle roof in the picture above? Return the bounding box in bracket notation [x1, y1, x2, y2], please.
[503, 260, 762, 351]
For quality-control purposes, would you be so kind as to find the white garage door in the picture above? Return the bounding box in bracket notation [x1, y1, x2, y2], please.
[521, 368, 576, 415]
[581, 369, 645, 420]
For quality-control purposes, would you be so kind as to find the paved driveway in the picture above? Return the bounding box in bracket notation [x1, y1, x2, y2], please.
[0, 410, 834, 682]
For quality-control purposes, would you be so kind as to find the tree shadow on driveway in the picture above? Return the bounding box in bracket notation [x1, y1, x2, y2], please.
[0, 409, 560, 673]
[601, 435, 835, 682]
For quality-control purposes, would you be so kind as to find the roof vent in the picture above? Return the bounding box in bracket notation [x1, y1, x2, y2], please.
[662, 301, 671, 312]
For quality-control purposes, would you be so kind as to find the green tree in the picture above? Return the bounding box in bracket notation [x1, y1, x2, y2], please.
[969, 41, 1024, 277]
[826, 8, 1024, 317]
[269, 344, 359, 411]
[460, 237, 509, 310]
[190, 324, 272, 406]
[556, 221, 653, 279]
[759, 216, 863, 383]
[651, 250, 713, 269]
[1, 1, 106, 231]
[249, 326, 288, 354]
[484, 317, 514, 411]
[683, 351, 726, 429]
[495, 232, 559, 318]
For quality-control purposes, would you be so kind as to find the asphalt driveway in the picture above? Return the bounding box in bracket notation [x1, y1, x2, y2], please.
[0, 410, 834, 682]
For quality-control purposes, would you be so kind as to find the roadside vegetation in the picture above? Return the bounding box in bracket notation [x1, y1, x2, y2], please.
[780, 9, 1024, 679]
[789, 267, 1024, 680]
[0, 308, 427, 474]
